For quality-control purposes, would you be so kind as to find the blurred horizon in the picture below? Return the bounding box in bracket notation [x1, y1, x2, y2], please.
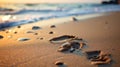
[0, 0, 111, 4]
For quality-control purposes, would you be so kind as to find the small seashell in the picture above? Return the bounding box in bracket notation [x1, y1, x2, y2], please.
[70, 48, 75, 53]
[17, 38, 30, 41]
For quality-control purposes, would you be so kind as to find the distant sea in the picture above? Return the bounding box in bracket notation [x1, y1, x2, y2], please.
[0, 3, 120, 29]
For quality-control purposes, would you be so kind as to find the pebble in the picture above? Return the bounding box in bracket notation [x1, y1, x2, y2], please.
[50, 25, 56, 28]
[26, 31, 34, 33]
[17, 26, 21, 28]
[14, 31, 17, 34]
[0, 35, 4, 39]
[34, 33, 38, 35]
[40, 38, 43, 40]
[6, 31, 9, 33]
[49, 31, 54, 34]
[32, 26, 41, 30]
[17, 38, 30, 41]
[1, 29, 5, 31]
[72, 17, 78, 21]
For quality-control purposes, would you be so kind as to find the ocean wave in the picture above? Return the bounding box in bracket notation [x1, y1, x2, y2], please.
[0, 4, 120, 29]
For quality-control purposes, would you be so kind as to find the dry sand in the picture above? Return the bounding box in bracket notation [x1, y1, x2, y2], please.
[0, 12, 120, 67]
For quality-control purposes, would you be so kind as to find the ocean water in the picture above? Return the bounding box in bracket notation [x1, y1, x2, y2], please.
[0, 3, 120, 29]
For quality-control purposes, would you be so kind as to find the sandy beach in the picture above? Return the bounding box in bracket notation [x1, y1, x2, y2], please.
[0, 12, 120, 67]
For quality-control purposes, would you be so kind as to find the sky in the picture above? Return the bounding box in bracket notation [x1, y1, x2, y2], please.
[0, 0, 110, 3]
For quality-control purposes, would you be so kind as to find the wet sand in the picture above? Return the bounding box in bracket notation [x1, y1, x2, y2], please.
[0, 12, 120, 67]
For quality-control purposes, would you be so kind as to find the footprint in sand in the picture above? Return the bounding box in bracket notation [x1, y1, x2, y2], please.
[49, 35, 86, 52]
[85, 50, 112, 65]
[49, 35, 79, 43]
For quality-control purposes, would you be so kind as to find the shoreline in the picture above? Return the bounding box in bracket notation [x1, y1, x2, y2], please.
[0, 12, 106, 30]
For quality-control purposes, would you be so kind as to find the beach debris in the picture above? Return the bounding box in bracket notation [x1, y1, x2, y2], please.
[50, 25, 56, 28]
[72, 17, 78, 21]
[49, 31, 54, 34]
[17, 38, 30, 41]
[32, 26, 41, 30]
[85, 50, 112, 65]
[17, 25, 21, 28]
[55, 61, 64, 65]
[0, 35, 4, 39]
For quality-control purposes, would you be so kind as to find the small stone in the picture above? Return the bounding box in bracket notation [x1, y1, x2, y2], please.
[34, 33, 38, 35]
[40, 38, 43, 40]
[72, 17, 78, 21]
[49, 31, 54, 34]
[1, 29, 5, 31]
[55, 61, 64, 65]
[26, 31, 34, 33]
[32, 26, 41, 30]
[50, 25, 56, 28]
[0, 35, 4, 39]
[14, 31, 17, 34]
[17, 26, 21, 28]
[17, 38, 30, 41]
[6, 31, 9, 33]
